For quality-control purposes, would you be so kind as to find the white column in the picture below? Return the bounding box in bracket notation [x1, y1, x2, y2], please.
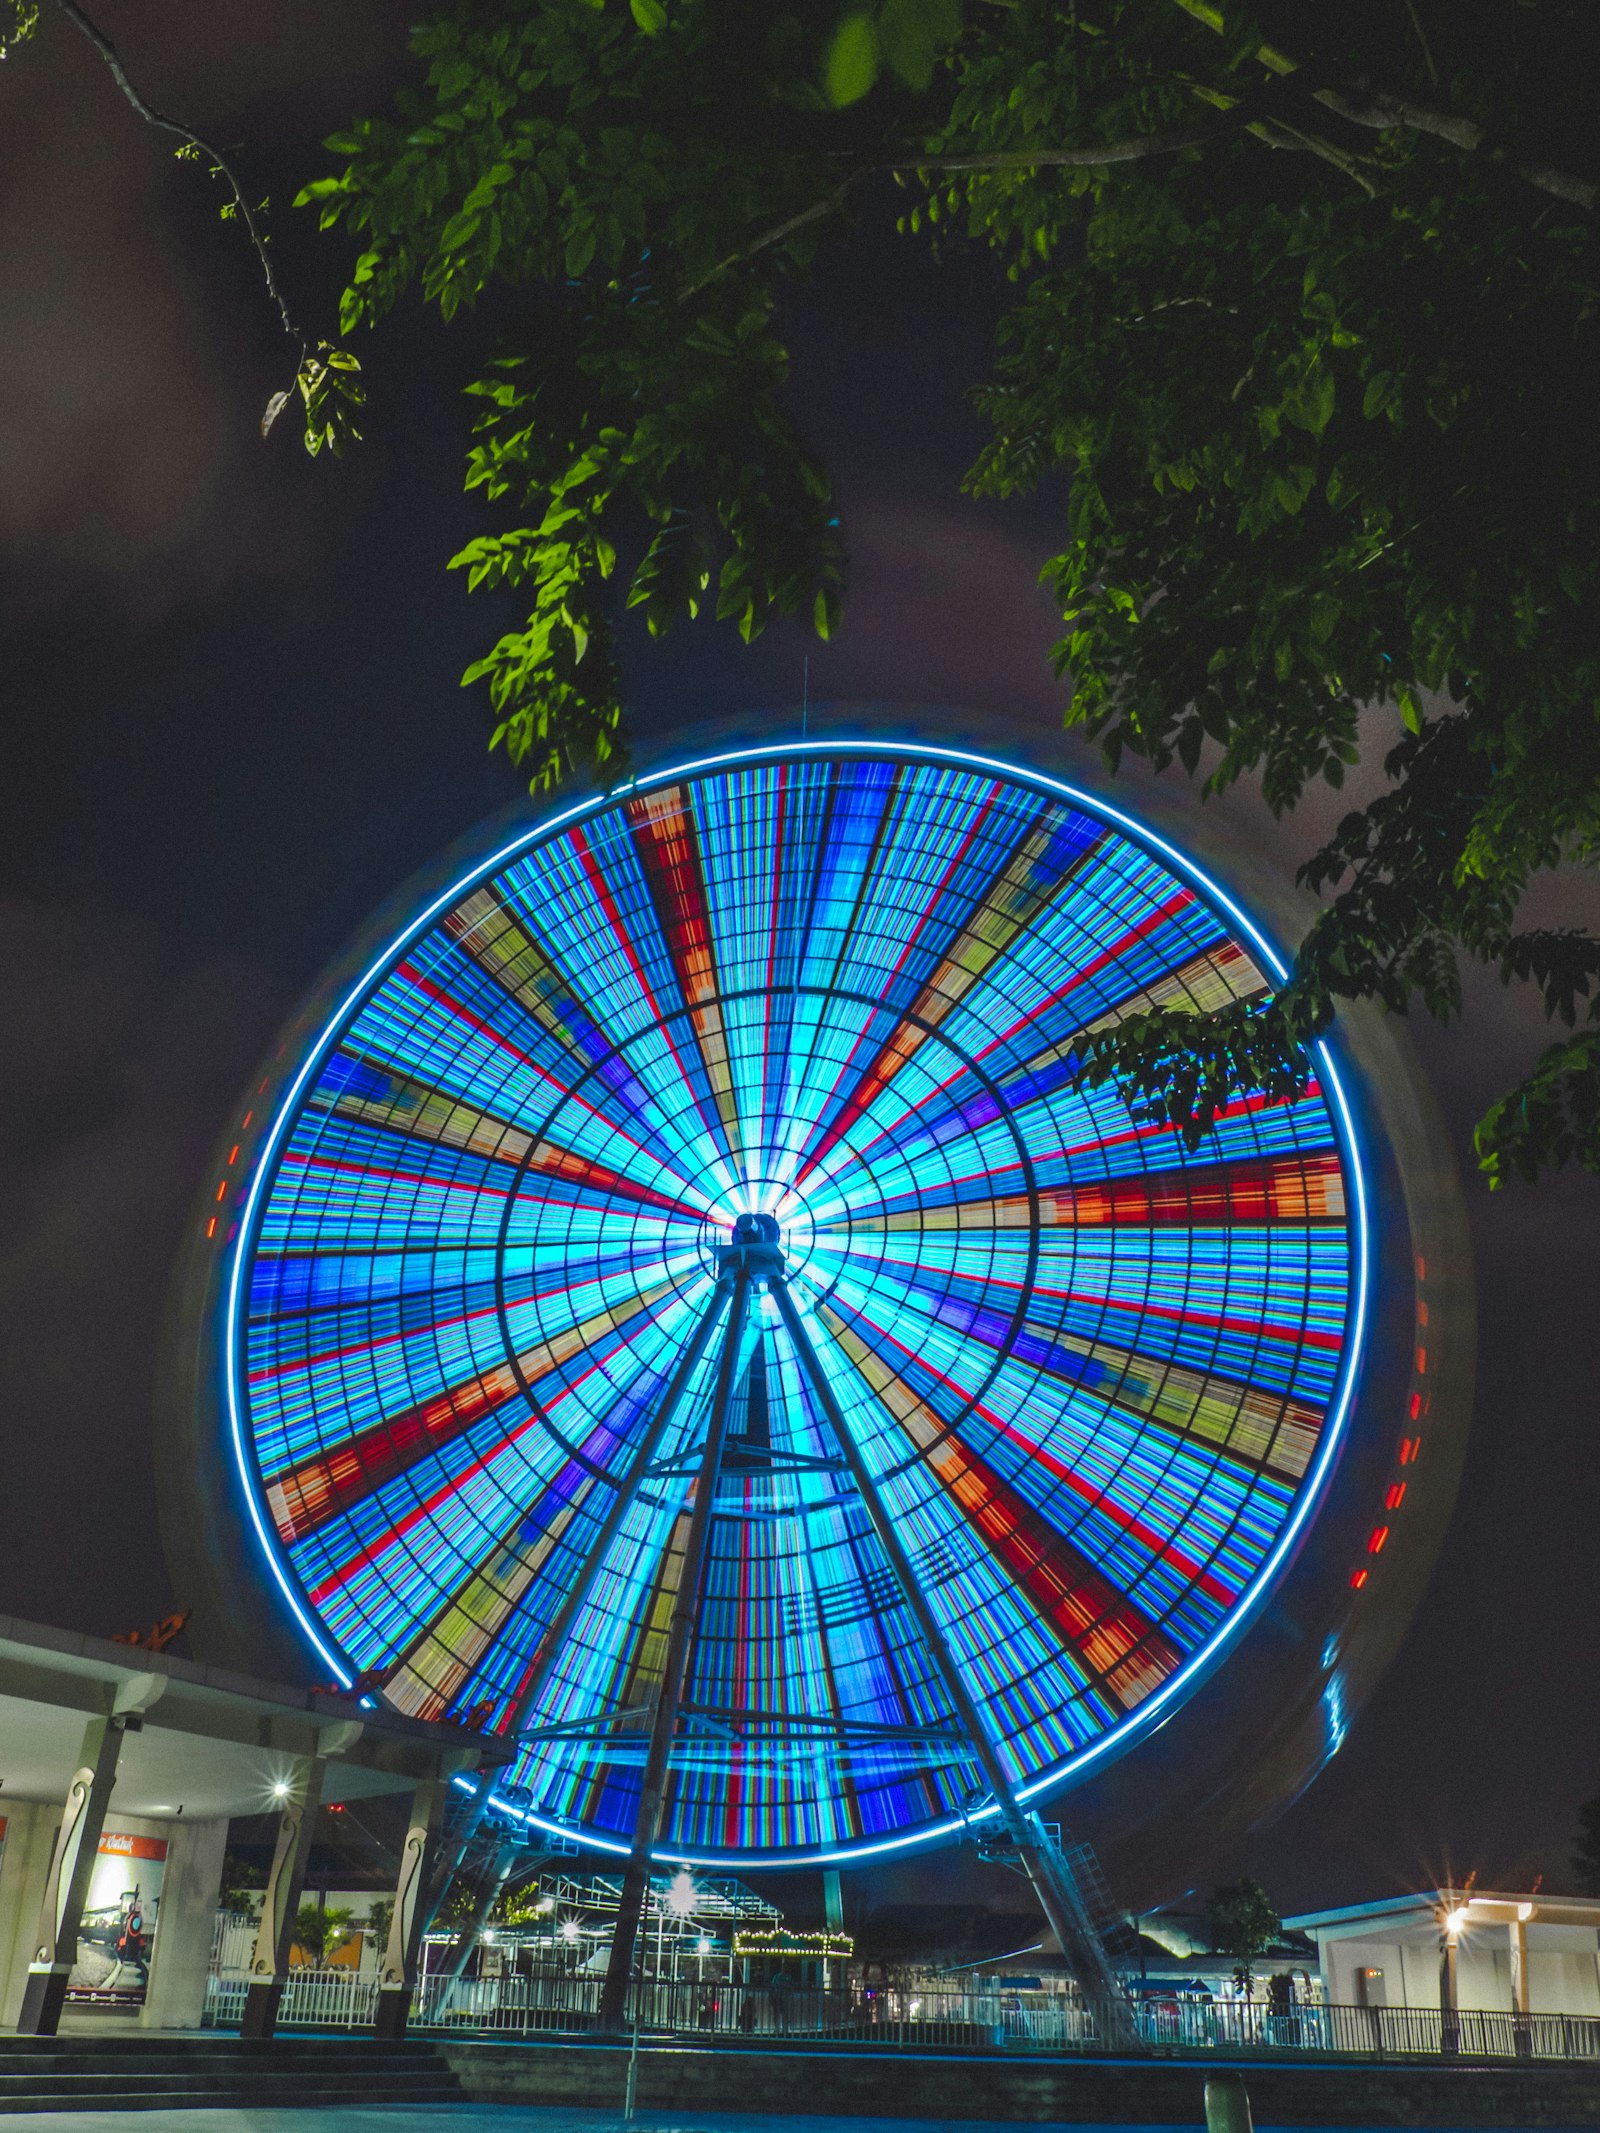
[17, 1715, 124, 2034]
[1438, 1910, 1461, 2056]
[0, 1802, 57, 2028]
[1509, 1917, 1530, 2015]
[374, 1779, 446, 2037]
[241, 1756, 326, 2039]
[141, 1818, 228, 2031]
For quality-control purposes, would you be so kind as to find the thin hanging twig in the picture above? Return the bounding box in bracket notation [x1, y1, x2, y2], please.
[47, 0, 308, 367]
[1400, 0, 1442, 89]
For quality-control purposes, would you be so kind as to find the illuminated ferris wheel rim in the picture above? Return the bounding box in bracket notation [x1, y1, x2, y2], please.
[221, 734, 1372, 1870]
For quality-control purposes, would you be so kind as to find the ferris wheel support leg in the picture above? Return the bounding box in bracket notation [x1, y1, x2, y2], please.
[770, 1278, 1139, 2047]
[416, 1276, 737, 1939]
[598, 1271, 753, 2034]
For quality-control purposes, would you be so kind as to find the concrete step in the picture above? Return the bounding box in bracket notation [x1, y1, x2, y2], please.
[0, 2035, 465, 2112]
[0, 2092, 465, 2115]
[0, 2070, 463, 2089]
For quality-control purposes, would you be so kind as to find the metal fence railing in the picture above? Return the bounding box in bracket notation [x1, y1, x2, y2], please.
[204, 1968, 380, 2030]
[201, 1971, 1600, 2063]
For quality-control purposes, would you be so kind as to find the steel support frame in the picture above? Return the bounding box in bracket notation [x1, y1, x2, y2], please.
[770, 1277, 1135, 2038]
[598, 1269, 753, 2031]
[419, 1275, 736, 1934]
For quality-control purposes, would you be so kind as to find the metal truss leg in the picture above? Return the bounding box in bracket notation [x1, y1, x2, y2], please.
[771, 1278, 1138, 2044]
[419, 1276, 736, 1935]
[598, 1271, 752, 2032]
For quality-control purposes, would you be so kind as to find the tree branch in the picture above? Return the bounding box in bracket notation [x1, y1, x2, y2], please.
[679, 114, 1243, 299]
[1399, 0, 1441, 90]
[678, 172, 864, 304]
[47, 0, 309, 358]
[1169, 0, 1595, 208]
[680, 41, 1591, 310]
[889, 112, 1237, 174]
[1312, 80, 1597, 208]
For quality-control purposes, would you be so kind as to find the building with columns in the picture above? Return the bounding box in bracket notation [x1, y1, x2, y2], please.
[1285, 1892, 1600, 2019]
[0, 1614, 505, 2036]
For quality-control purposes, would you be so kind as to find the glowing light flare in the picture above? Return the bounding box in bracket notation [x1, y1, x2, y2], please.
[664, 1869, 701, 1918]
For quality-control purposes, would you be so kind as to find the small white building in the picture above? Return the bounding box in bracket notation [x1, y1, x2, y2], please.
[1285, 1891, 1600, 2018]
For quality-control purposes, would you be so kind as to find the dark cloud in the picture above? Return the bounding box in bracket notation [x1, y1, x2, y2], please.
[0, 0, 409, 614]
[0, 899, 279, 1635]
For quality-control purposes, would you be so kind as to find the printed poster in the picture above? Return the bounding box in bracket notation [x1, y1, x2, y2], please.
[67, 1830, 168, 2002]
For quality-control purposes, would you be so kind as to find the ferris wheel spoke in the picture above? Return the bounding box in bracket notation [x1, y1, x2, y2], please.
[265, 1271, 699, 1551]
[624, 784, 761, 1177]
[795, 1293, 1185, 1705]
[400, 1279, 739, 1905]
[441, 868, 740, 1181]
[770, 1280, 1143, 1992]
[595, 1269, 752, 2023]
[792, 880, 1246, 1206]
[299, 1283, 732, 1726]
[838, 1262, 1331, 1490]
[352, 944, 726, 1217]
[787, 806, 1097, 1191]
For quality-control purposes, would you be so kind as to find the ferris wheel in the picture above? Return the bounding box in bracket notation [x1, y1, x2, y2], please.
[215, 739, 1372, 1959]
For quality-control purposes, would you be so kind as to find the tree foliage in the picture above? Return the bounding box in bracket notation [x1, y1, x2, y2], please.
[292, 1900, 355, 1965]
[1201, 1876, 1280, 1991]
[302, 0, 1600, 1181]
[362, 1897, 396, 1949]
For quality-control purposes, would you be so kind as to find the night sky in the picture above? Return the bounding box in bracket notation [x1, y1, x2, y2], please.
[2, 0, 1597, 1922]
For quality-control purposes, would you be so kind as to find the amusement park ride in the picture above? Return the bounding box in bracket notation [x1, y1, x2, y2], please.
[160, 717, 1473, 2024]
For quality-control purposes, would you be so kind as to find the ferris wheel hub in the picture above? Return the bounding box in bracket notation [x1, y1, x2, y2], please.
[719, 1210, 786, 1283]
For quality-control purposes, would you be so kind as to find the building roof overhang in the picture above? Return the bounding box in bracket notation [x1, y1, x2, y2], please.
[0, 1613, 511, 1821]
[1285, 1891, 1600, 1945]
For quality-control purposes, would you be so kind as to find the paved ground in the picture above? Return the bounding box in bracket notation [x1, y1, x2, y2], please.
[2, 2110, 1555, 2133]
[0, 2115, 1189, 2133]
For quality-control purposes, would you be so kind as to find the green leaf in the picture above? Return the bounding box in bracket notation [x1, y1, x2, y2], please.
[880, 0, 947, 90]
[630, 0, 667, 30]
[824, 12, 881, 107]
[1299, 365, 1335, 436]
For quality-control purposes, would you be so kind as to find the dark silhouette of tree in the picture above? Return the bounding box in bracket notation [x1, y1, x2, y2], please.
[1202, 1877, 1281, 1996]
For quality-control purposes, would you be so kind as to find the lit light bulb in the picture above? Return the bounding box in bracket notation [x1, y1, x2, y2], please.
[666, 1868, 700, 1918]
